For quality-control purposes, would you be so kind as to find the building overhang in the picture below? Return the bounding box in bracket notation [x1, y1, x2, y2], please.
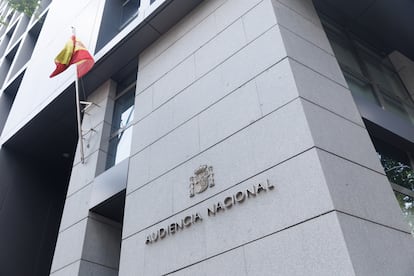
[313, 0, 414, 61]
[83, 0, 204, 96]
[1, 0, 203, 165]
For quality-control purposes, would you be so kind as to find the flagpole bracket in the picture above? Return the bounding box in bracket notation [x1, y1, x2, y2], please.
[80, 101, 100, 113]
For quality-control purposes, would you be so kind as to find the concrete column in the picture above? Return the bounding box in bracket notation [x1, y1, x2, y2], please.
[273, 1, 414, 275]
[120, 0, 414, 275]
[50, 80, 120, 276]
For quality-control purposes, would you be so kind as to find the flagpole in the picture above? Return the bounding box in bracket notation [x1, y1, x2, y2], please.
[49, 26, 94, 165]
[75, 68, 85, 164]
[72, 26, 85, 164]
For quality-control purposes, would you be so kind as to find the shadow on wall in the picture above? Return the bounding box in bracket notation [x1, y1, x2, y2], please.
[0, 147, 71, 276]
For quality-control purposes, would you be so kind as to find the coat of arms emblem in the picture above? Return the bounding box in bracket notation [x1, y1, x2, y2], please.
[189, 165, 214, 197]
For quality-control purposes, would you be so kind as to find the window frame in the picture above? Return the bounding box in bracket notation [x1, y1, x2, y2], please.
[108, 81, 136, 140]
[322, 18, 414, 125]
[322, 16, 414, 235]
[119, 0, 140, 30]
[105, 80, 136, 170]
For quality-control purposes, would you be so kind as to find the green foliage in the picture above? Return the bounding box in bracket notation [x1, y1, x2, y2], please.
[395, 192, 414, 236]
[379, 154, 414, 191]
[377, 152, 414, 236]
[6, 0, 40, 17]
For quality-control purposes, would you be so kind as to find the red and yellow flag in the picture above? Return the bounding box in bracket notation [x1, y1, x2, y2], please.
[50, 35, 94, 78]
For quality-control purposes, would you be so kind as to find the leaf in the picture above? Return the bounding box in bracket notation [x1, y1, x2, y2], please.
[6, 0, 40, 17]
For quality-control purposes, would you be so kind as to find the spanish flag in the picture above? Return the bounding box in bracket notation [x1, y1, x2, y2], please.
[50, 35, 94, 78]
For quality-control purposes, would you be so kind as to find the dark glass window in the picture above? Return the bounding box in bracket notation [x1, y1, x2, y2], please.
[106, 83, 135, 169]
[395, 192, 414, 236]
[323, 21, 414, 125]
[96, 0, 141, 53]
[374, 139, 414, 192]
[322, 18, 414, 237]
[372, 138, 414, 236]
[120, 0, 140, 27]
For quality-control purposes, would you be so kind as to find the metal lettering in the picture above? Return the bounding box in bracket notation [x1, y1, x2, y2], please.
[176, 220, 184, 231]
[256, 183, 266, 194]
[224, 196, 233, 208]
[151, 232, 158, 242]
[267, 179, 274, 190]
[146, 179, 275, 244]
[235, 191, 245, 203]
[216, 202, 225, 213]
[169, 223, 177, 234]
[207, 205, 216, 216]
[246, 186, 256, 198]
[194, 212, 202, 223]
[183, 216, 192, 227]
[159, 228, 167, 239]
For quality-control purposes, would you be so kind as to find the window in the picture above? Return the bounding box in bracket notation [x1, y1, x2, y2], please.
[120, 0, 140, 27]
[95, 0, 141, 53]
[322, 18, 414, 236]
[323, 20, 414, 125]
[373, 138, 414, 236]
[374, 139, 414, 191]
[395, 192, 414, 236]
[106, 81, 136, 169]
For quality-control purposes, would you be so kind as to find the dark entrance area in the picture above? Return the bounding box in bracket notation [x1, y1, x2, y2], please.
[0, 86, 78, 276]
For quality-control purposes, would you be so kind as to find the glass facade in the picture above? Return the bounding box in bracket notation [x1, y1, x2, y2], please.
[323, 21, 414, 125]
[96, 0, 141, 52]
[374, 139, 414, 192]
[120, 0, 140, 27]
[395, 192, 414, 236]
[323, 19, 414, 236]
[106, 83, 135, 169]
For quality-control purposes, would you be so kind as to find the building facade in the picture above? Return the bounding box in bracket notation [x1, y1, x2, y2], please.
[0, 0, 413, 275]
